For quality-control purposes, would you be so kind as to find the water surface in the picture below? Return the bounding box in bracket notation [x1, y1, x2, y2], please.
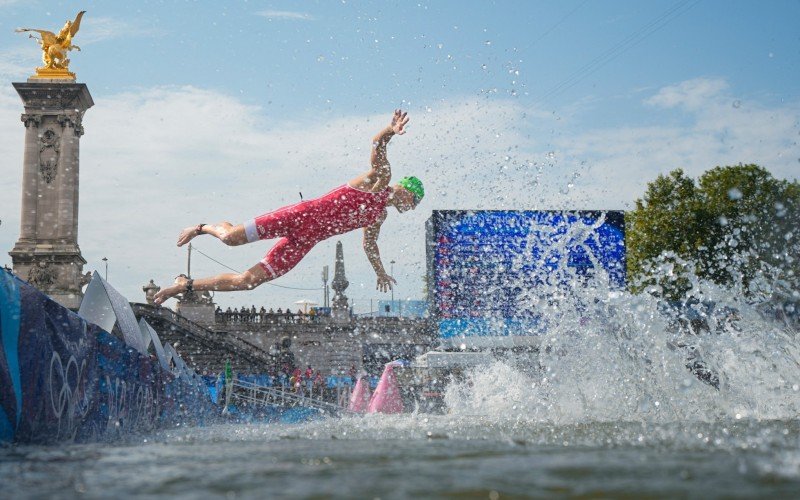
[3, 416, 799, 499]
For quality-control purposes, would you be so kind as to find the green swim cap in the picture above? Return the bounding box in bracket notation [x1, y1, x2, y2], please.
[398, 176, 424, 203]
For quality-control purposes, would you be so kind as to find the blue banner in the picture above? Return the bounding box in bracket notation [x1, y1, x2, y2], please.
[0, 270, 215, 444]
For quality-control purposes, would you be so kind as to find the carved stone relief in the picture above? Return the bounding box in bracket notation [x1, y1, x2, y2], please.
[39, 128, 60, 183]
[28, 261, 57, 289]
[57, 112, 84, 136]
[21, 113, 42, 128]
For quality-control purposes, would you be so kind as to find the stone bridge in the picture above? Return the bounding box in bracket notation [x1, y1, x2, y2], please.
[134, 302, 435, 376]
[214, 316, 435, 376]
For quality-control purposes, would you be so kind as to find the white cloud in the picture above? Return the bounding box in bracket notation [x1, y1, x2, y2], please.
[255, 10, 314, 21]
[0, 78, 797, 313]
[78, 16, 165, 45]
[645, 77, 730, 110]
[0, 45, 38, 81]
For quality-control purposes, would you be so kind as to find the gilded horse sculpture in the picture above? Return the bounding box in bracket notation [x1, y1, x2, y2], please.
[16, 11, 86, 78]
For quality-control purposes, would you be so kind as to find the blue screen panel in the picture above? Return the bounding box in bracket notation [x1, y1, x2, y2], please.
[426, 210, 626, 340]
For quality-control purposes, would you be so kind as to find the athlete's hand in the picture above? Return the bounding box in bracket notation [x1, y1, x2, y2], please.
[376, 272, 397, 292]
[390, 109, 409, 135]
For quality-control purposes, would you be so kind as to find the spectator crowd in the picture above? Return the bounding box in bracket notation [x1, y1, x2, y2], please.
[215, 305, 325, 324]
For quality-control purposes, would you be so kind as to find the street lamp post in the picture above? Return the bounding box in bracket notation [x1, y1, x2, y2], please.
[322, 265, 329, 308]
[102, 257, 108, 281]
[390, 259, 396, 315]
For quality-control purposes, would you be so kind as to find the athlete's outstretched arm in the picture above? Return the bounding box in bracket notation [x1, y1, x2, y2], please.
[350, 109, 409, 192]
[363, 217, 396, 292]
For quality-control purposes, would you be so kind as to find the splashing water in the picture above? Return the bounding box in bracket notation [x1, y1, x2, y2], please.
[442, 216, 800, 424]
[444, 294, 799, 423]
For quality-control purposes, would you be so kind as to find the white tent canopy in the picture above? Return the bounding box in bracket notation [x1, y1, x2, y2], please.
[293, 299, 319, 313]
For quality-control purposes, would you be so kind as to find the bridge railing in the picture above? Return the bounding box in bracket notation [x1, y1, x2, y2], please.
[231, 378, 347, 416]
[216, 311, 329, 325]
[132, 303, 273, 369]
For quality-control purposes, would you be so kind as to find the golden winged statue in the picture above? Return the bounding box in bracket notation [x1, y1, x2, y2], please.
[16, 11, 86, 79]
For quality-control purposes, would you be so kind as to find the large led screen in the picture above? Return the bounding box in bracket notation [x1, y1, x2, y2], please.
[425, 211, 626, 346]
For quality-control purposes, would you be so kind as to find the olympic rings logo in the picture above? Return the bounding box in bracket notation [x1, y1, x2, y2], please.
[106, 376, 157, 434]
[48, 351, 89, 439]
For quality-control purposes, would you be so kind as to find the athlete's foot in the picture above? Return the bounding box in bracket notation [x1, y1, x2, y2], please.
[153, 276, 188, 305]
[177, 225, 202, 247]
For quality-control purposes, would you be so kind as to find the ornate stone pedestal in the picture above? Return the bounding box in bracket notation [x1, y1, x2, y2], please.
[9, 81, 93, 309]
[29, 68, 76, 81]
[176, 291, 217, 326]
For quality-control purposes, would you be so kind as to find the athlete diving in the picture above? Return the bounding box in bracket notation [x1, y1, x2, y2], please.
[153, 109, 424, 305]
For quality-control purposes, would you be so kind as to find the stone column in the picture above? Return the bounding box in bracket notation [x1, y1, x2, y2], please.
[55, 112, 81, 241]
[9, 81, 93, 310]
[18, 113, 41, 241]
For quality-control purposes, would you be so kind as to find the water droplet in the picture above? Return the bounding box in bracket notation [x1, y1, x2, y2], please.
[732, 100, 741, 108]
[727, 188, 743, 200]
[481, 64, 487, 70]
[316, 55, 325, 62]
[484, 40, 492, 46]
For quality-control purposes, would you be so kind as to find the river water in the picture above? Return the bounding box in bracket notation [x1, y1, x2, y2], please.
[1, 416, 799, 498]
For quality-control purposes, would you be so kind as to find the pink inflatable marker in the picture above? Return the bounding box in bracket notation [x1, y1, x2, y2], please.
[367, 362, 404, 414]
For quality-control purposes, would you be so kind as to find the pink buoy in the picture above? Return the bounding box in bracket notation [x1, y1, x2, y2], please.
[348, 376, 372, 413]
[367, 362, 404, 414]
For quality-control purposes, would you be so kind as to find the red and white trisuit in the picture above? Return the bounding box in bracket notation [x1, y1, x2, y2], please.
[244, 184, 391, 279]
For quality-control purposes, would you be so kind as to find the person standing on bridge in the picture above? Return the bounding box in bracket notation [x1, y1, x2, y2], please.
[154, 110, 424, 305]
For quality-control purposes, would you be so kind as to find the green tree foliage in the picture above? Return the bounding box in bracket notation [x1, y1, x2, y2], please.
[627, 164, 799, 300]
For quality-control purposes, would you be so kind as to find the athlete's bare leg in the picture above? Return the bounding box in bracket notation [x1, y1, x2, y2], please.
[176, 222, 248, 247]
[153, 263, 269, 305]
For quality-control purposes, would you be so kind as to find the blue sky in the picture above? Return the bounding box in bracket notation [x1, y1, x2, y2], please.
[1, 0, 798, 312]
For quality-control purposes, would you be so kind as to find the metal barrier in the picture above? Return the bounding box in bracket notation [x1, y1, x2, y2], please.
[230, 378, 347, 416]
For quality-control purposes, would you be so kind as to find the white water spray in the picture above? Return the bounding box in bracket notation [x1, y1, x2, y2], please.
[444, 217, 800, 423]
